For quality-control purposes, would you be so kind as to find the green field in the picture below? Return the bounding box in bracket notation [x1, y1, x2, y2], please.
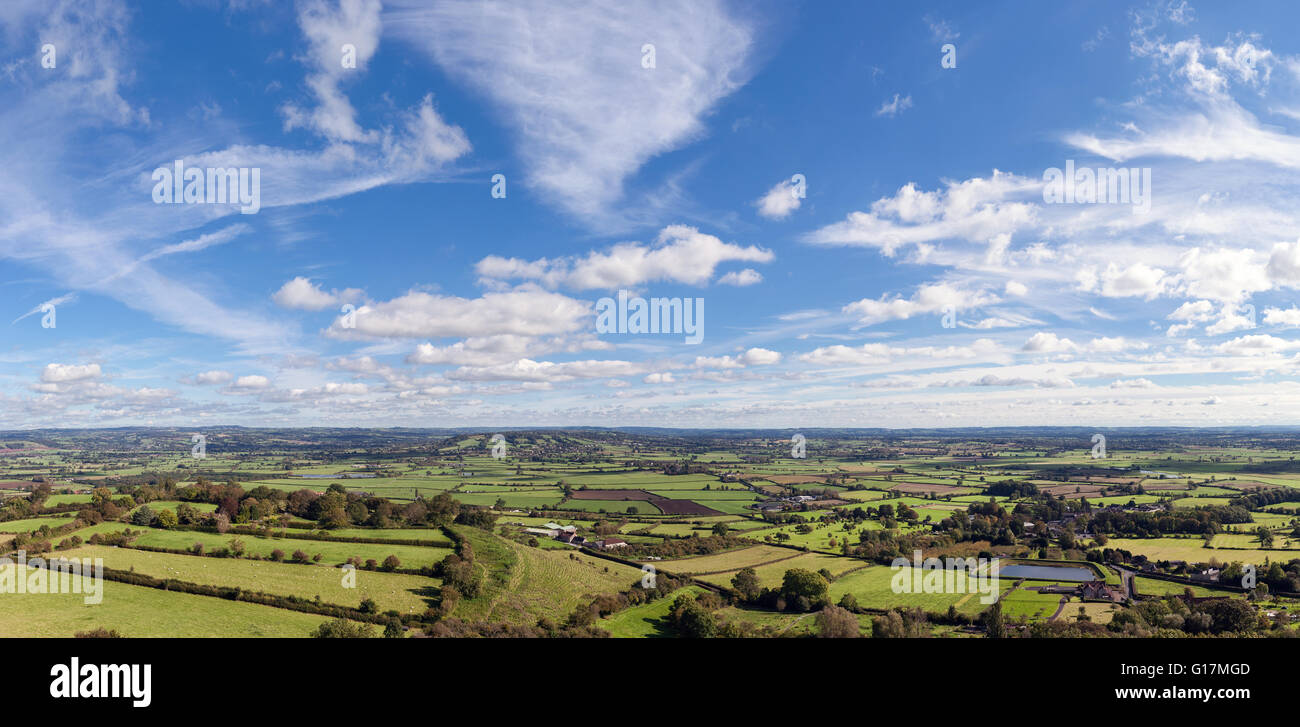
[77, 522, 452, 569]
[66, 544, 439, 614]
[0, 564, 353, 637]
[600, 586, 707, 637]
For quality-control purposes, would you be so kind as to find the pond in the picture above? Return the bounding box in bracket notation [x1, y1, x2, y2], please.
[997, 563, 1097, 581]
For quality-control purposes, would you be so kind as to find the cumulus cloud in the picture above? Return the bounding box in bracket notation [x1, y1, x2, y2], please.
[694, 347, 782, 369]
[1111, 378, 1157, 388]
[799, 339, 997, 367]
[444, 358, 647, 383]
[1263, 306, 1300, 327]
[273, 277, 364, 311]
[230, 375, 271, 390]
[1077, 262, 1169, 300]
[1214, 334, 1298, 355]
[755, 178, 803, 219]
[717, 269, 763, 286]
[475, 226, 772, 290]
[803, 172, 1039, 255]
[326, 287, 590, 339]
[193, 370, 234, 385]
[1021, 333, 1146, 354]
[842, 282, 999, 325]
[406, 334, 610, 367]
[41, 363, 102, 383]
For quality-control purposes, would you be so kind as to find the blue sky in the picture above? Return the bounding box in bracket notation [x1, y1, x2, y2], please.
[4, 0, 1300, 428]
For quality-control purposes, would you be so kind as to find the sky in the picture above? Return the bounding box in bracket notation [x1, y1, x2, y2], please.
[4, 0, 1300, 430]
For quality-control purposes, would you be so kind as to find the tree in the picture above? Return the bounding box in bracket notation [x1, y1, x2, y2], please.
[155, 508, 178, 529]
[815, 605, 860, 638]
[175, 502, 200, 525]
[310, 618, 375, 638]
[1257, 527, 1275, 548]
[711, 522, 729, 536]
[131, 505, 156, 527]
[383, 619, 404, 638]
[382, 554, 401, 571]
[981, 600, 1006, 638]
[872, 610, 907, 638]
[731, 567, 761, 601]
[359, 598, 378, 614]
[670, 594, 718, 638]
[780, 568, 829, 610]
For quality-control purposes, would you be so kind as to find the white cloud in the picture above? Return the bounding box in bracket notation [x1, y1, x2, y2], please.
[643, 372, 675, 384]
[875, 94, 913, 118]
[231, 375, 271, 389]
[475, 226, 772, 290]
[1021, 333, 1146, 354]
[694, 347, 781, 369]
[842, 282, 999, 325]
[1263, 306, 1300, 327]
[194, 370, 234, 385]
[755, 178, 803, 219]
[1022, 332, 1076, 353]
[717, 269, 763, 286]
[799, 339, 997, 367]
[1077, 262, 1169, 300]
[445, 358, 647, 383]
[41, 363, 102, 383]
[406, 334, 610, 367]
[281, 0, 383, 142]
[385, 0, 753, 224]
[1268, 240, 1300, 287]
[326, 287, 589, 339]
[803, 173, 1039, 255]
[1214, 334, 1298, 355]
[273, 277, 363, 311]
[1177, 247, 1269, 302]
[1110, 378, 1157, 388]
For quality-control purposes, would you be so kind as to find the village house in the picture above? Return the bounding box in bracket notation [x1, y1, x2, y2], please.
[555, 532, 586, 546]
[1078, 580, 1122, 602]
[590, 537, 628, 550]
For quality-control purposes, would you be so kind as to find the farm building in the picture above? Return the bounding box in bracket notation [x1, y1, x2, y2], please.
[555, 532, 587, 546]
[524, 527, 560, 537]
[1078, 581, 1122, 602]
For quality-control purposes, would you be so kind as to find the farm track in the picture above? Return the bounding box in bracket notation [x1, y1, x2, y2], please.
[1047, 596, 1069, 621]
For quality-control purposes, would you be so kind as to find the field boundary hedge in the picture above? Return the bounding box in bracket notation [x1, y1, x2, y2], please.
[20, 558, 424, 627]
[165, 523, 452, 548]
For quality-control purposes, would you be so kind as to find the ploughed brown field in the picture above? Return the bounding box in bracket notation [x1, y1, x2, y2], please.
[0, 480, 39, 490]
[566, 489, 723, 516]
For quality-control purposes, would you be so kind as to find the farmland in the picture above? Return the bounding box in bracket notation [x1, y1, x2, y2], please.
[0, 426, 1298, 638]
